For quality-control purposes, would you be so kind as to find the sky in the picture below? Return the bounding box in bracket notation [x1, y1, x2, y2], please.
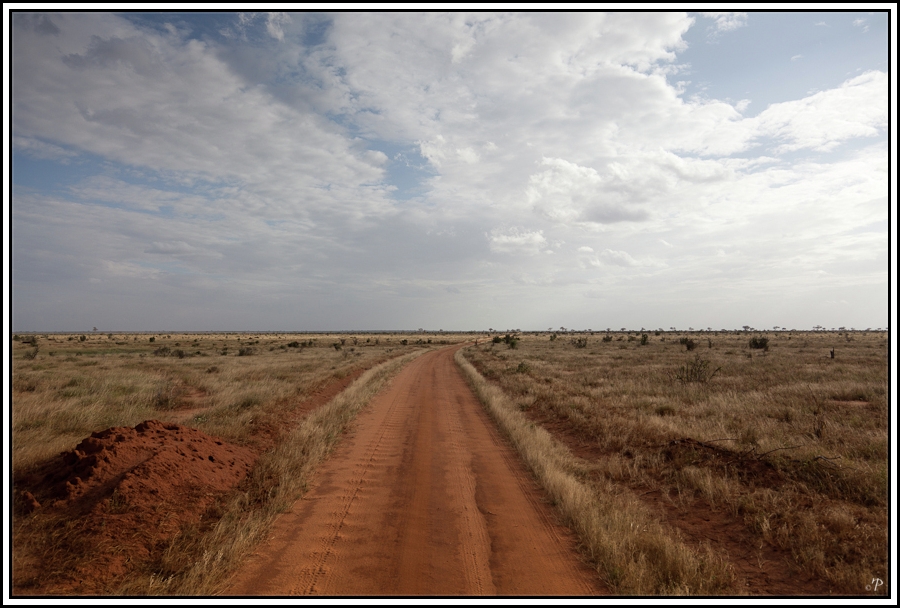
[6, 9, 894, 332]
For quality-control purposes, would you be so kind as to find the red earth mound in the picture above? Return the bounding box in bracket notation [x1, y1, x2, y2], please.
[14, 365, 379, 595]
[15, 420, 255, 595]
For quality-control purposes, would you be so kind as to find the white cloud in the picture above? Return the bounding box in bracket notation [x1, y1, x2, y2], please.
[751, 71, 886, 152]
[265, 12, 291, 41]
[526, 157, 650, 224]
[13, 13, 391, 223]
[599, 249, 639, 267]
[489, 228, 547, 255]
[702, 12, 748, 33]
[14, 136, 78, 162]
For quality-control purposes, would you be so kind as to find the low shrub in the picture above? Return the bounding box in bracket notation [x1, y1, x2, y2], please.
[749, 336, 769, 350]
[673, 355, 720, 384]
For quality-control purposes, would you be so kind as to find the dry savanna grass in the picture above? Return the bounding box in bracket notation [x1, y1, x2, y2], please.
[11, 331, 460, 595]
[11, 331, 448, 469]
[460, 330, 888, 596]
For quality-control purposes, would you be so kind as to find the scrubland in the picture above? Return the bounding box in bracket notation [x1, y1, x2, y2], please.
[10, 329, 889, 596]
[459, 330, 889, 596]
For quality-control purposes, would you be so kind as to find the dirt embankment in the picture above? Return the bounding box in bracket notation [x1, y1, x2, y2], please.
[14, 420, 254, 594]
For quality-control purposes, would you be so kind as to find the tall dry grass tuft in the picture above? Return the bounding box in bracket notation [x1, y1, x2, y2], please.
[454, 349, 735, 595]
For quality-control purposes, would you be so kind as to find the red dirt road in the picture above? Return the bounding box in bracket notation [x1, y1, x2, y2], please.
[225, 345, 604, 596]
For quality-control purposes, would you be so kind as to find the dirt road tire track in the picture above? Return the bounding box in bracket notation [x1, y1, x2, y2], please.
[225, 345, 604, 596]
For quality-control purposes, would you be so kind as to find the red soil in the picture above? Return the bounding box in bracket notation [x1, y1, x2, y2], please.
[14, 420, 255, 595]
[13, 364, 376, 596]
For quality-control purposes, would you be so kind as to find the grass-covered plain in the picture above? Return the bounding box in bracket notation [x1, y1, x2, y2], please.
[460, 330, 888, 596]
[11, 331, 449, 469]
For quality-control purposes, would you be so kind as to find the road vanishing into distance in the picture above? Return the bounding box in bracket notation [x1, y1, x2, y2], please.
[225, 345, 604, 596]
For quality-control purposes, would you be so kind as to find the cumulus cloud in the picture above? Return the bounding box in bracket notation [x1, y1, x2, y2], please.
[527, 158, 650, 224]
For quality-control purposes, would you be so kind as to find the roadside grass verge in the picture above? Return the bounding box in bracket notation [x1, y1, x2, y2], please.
[454, 348, 736, 595]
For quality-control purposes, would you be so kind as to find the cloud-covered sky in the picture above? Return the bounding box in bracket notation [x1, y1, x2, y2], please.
[9, 11, 892, 331]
